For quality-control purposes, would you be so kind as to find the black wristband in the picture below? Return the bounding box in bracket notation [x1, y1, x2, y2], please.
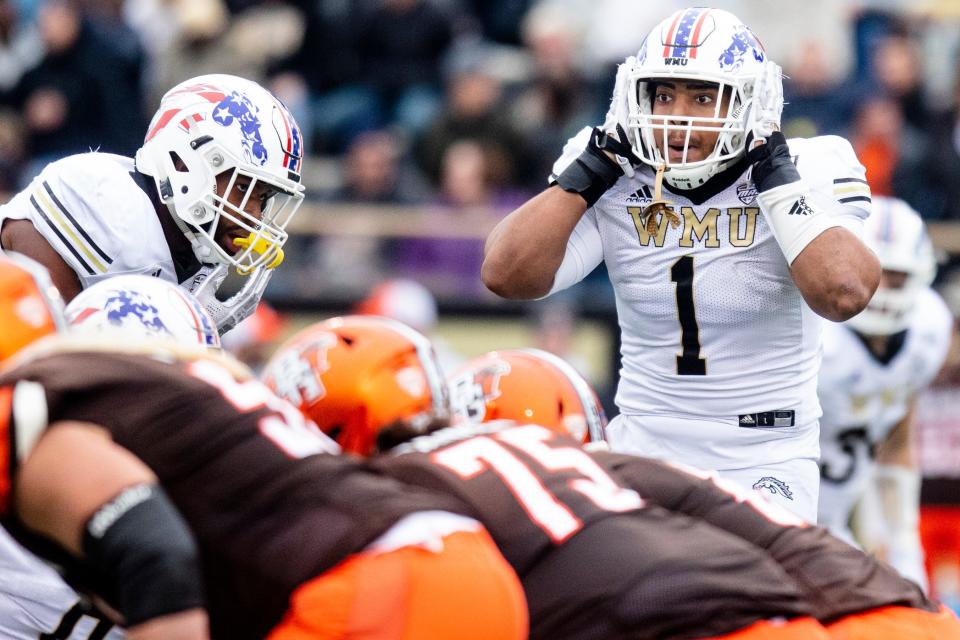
[82, 484, 204, 626]
[553, 127, 627, 207]
[746, 131, 801, 192]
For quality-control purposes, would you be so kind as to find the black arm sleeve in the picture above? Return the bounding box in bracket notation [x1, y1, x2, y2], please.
[82, 483, 205, 626]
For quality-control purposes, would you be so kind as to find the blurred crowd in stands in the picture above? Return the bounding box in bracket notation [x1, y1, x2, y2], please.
[2, 0, 960, 306]
[0, 0, 958, 216]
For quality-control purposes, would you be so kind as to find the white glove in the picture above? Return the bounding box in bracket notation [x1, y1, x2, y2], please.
[550, 56, 639, 181]
[184, 264, 273, 335]
[745, 61, 784, 144]
[603, 55, 638, 177]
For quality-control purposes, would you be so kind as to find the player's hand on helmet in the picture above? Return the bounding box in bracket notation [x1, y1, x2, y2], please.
[745, 63, 796, 193]
[745, 61, 784, 147]
[549, 56, 640, 206]
[601, 55, 640, 176]
[183, 263, 272, 335]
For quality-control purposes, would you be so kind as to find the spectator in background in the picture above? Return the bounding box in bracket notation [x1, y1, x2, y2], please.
[393, 139, 525, 296]
[893, 61, 960, 220]
[11, 1, 112, 175]
[328, 129, 430, 204]
[439, 139, 494, 208]
[509, 3, 604, 190]
[781, 41, 852, 138]
[850, 96, 906, 196]
[437, 139, 527, 209]
[72, 0, 146, 156]
[871, 32, 931, 131]
[0, 108, 24, 197]
[0, 0, 43, 100]
[460, 0, 533, 45]
[152, 0, 301, 108]
[417, 51, 524, 189]
[268, 0, 375, 153]
[358, 0, 454, 136]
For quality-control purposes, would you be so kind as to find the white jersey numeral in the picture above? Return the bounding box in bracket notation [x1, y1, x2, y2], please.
[188, 359, 339, 458]
[433, 425, 643, 542]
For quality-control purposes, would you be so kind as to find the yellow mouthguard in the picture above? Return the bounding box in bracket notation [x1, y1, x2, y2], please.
[234, 233, 284, 274]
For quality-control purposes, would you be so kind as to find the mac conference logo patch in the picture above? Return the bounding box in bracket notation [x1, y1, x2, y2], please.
[737, 183, 758, 205]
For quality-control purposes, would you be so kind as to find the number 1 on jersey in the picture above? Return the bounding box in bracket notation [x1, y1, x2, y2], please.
[671, 255, 706, 375]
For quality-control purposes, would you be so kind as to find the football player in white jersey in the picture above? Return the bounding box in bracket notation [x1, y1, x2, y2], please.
[481, 7, 881, 520]
[818, 197, 954, 590]
[0, 74, 305, 335]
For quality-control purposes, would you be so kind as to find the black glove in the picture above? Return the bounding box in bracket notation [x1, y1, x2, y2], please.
[553, 125, 639, 207]
[746, 131, 801, 193]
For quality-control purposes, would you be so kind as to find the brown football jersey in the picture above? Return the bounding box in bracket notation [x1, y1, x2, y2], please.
[374, 421, 813, 640]
[0, 348, 469, 639]
[599, 452, 939, 622]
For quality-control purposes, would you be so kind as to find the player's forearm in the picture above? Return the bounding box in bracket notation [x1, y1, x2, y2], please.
[128, 609, 210, 640]
[481, 186, 587, 299]
[790, 227, 880, 321]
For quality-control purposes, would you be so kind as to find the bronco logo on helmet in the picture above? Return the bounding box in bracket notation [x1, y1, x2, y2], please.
[212, 91, 267, 166]
[718, 25, 765, 71]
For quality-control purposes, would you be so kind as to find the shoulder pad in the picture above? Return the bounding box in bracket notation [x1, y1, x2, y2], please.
[27, 154, 158, 277]
[788, 136, 871, 215]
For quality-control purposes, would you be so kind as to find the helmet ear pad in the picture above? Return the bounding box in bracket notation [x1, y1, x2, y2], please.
[154, 136, 222, 227]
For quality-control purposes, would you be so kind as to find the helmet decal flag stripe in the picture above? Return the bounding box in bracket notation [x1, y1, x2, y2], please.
[661, 10, 684, 58]
[688, 9, 712, 58]
[666, 8, 707, 59]
[273, 99, 302, 174]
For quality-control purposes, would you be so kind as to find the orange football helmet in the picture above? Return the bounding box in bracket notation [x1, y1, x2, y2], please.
[448, 348, 606, 443]
[261, 315, 449, 455]
[0, 253, 65, 363]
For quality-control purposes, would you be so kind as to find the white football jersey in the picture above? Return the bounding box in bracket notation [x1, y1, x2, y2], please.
[817, 287, 953, 536]
[550, 135, 870, 447]
[0, 526, 124, 638]
[0, 153, 182, 289]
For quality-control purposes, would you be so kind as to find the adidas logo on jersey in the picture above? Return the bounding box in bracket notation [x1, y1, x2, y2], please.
[739, 414, 756, 425]
[626, 185, 654, 203]
[788, 197, 815, 216]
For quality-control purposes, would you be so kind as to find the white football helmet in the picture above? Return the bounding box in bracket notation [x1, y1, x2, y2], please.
[65, 275, 221, 349]
[135, 74, 305, 273]
[846, 197, 937, 336]
[626, 8, 777, 189]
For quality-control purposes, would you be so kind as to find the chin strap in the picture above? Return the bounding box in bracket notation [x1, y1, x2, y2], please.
[641, 163, 680, 234]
